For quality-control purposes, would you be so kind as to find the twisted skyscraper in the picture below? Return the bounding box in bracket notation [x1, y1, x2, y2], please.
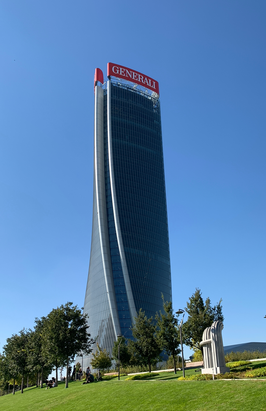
[83, 63, 172, 366]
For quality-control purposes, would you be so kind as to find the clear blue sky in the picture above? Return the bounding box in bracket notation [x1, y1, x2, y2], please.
[1, 0, 266, 358]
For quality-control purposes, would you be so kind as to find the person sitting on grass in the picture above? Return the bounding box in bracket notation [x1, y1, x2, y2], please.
[83, 367, 94, 384]
[46, 380, 53, 389]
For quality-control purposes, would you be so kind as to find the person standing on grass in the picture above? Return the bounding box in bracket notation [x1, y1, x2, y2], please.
[86, 366, 91, 383]
[78, 367, 82, 380]
[72, 365, 76, 380]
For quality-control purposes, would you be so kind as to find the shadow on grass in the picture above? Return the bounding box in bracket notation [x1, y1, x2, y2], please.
[21, 380, 76, 394]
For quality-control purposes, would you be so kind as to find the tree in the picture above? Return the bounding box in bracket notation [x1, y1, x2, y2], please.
[128, 309, 161, 373]
[27, 318, 52, 388]
[1, 349, 18, 394]
[43, 302, 94, 388]
[0, 354, 13, 393]
[192, 349, 203, 362]
[182, 288, 224, 355]
[42, 307, 66, 385]
[91, 344, 112, 372]
[156, 299, 180, 374]
[3, 329, 29, 393]
[112, 336, 131, 368]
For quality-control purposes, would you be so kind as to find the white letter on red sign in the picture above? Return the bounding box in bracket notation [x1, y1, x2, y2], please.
[112, 66, 119, 75]
[126, 70, 132, 79]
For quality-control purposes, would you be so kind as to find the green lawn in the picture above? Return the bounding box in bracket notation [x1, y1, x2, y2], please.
[1, 375, 266, 411]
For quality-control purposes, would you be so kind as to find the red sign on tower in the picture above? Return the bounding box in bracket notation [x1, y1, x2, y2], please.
[107, 63, 159, 95]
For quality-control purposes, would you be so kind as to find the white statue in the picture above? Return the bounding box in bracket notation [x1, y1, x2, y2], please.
[200, 321, 230, 375]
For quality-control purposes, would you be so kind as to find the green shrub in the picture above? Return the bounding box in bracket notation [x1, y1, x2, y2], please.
[179, 373, 237, 381]
[225, 350, 266, 362]
[215, 372, 238, 379]
[190, 374, 213, 381]
[178, 374, 213, 381]
[125, 373, 159, 381]
[248, 361, 266, 370]
[226, 360, 266, 374]
[245, 367, 266, 378]
[226, 361, 251, 369]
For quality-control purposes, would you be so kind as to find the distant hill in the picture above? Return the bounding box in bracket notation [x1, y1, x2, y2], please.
[224, 342, 266, 354]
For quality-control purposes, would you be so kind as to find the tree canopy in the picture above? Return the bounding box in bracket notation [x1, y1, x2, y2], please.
[156, 299, 180, 374]
[27, 318, 52, 388]
[3, 329, 29, 393]
[0, 301, 94, 392]
[182, 288, 224, 353]
[43, 302, 94, 388]
[112, 336, 131, 367]
[91, 344, 112, 371]
[128, 309, 161, 373]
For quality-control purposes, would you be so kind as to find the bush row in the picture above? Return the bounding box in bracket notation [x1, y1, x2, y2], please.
[226, 361, 251, 368]
[225, 350, 266, 362]
[178, 372, 238, 381]
[245, 367, 266, 378]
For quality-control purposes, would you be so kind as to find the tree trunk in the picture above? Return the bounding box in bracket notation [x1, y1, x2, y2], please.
[27, 375, 29, 388]
[36, 372, 38, 387]
[173, 353, 177, 374]
[55, 359, 58, 387]
[65, 359, 69, 388]
[21, 375, 24, 394]
[40, 367, 43, 388]
[148, 361, 151, 373]
[13, 378, 15, 395]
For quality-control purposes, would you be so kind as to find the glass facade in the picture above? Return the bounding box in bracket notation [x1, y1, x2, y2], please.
[104, 95, 132, 338]
[83, 69, 171, 368]
[109, 83, 171, 320]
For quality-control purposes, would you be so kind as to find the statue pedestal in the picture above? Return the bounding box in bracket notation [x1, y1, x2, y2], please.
[202, 366, 229, 375]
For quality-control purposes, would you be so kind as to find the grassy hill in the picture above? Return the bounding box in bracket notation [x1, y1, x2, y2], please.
[1, 371, 266, 411]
